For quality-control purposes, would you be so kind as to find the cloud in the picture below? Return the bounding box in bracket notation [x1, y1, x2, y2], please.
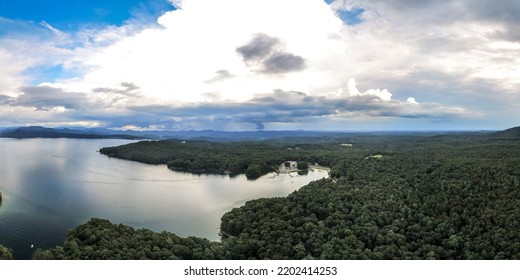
[236, 33, 280, 61]
[347, 78, 391, 101]
[1, 86, 88, 111]
[92, 82, 140, 96]
[406, 97, 418, 104]
[123, 80, 470, 130]
[0, 95, 11, 103]
[0, 17, 80, 95]
[1, 0, 518, 130]
[168, 0, 186, 9]
[39, 21, 67, 40]
[0, 47, 26, 95]
[48, 0, 340, 104]
[0, 78, 476, 130]
[261, 52, 306, 74]
[236, 33, 307, 74]
[205, 70, 234, 84]
[0, 82, 144, 115]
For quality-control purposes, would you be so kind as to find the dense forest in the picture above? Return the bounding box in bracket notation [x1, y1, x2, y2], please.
[32, 218, 227, 260]
[99, 138, 345, 179]
[220, 139, 520, 259]
[11, 131, 520, 259]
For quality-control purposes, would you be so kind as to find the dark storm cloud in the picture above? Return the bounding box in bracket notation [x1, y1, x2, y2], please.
[467, 0, 520, 41]
[236, 33, 307, 74]
[126, 90, 466, 130]
[0, 83, 143, 124]
[465, 0, 520, 24]
[368, 0, 520, 41]
[236, 33, 280, 61]
[1, 84, 469, 130]
[2, 86, 88, 110]
[0, 95, 11, 103]
[261, 52, 306, 74]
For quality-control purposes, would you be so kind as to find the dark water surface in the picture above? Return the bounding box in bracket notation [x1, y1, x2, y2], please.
[0, 138, 327, 259]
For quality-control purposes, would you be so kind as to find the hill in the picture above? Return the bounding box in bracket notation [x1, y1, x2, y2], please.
[490, 126, 520, 140]
[0, 126, 144, 140]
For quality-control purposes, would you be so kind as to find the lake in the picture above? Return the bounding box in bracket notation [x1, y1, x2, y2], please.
[0, 138, 328, 259]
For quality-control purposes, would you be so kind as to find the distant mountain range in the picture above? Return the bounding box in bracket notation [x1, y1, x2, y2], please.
[0, 126, 341, 141]
[1, 126, 518, 141]
[0, 126, 144, 140]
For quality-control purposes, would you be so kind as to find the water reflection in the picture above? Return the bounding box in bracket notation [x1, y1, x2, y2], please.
[0, 138, 328, 259]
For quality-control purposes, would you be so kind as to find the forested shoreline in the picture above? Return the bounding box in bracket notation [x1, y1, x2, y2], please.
[3, 131, 520, 260]
[99, 138, 344, 179]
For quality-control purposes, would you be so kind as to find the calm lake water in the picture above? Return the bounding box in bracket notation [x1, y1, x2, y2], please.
[0, 138, 328, 259]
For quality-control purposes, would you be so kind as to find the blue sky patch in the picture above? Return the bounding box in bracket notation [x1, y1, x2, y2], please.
[0, 0, 173, 31]
[25, 64, 74, 85]
[324, 0, 335, 4]
[336, 8, 365, 25]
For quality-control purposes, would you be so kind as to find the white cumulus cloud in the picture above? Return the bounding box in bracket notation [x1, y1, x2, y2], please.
[347, 78, 392, 101]
[1, 0, 519, 130]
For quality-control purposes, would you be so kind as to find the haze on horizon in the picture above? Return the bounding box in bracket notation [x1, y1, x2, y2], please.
[0, 0, 519, 131]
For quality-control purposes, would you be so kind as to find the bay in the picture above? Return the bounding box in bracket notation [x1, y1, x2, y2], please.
[0, 138, 327, 259]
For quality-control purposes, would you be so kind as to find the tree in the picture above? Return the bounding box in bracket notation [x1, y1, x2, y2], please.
[0, 244, 13, 260]
[297, 161, 309, 170]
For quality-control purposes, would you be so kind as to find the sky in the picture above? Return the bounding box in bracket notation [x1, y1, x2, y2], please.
[0, 0, 519, 131]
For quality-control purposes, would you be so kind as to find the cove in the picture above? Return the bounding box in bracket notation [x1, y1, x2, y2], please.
[0, 138, 328, 259]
